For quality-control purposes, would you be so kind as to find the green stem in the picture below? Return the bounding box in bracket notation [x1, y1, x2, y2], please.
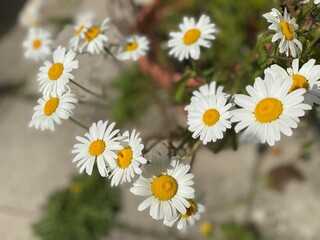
[301, 4, 317, 21]
[189, 152, 197, 171]
[302, 30, 320, 59]
[181, 140, 201, 161]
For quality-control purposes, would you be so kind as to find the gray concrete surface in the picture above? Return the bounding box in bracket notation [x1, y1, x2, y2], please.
[1, 1, 320, 240]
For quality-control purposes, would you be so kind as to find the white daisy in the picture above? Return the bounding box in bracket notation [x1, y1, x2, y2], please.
[72, 120, 123, 177]
[231, 74, 311, 146]
[185, 82, 233, 145]
[168, 15, 216, 61]
[29, 90, 77, 131]
[69, 11, 95, 51]
[19, 0, 43, 28]
[79, 18, 109, 54]
[263, 8, 302, 58]
[117, 35, 149, 61]
[303, 0, 320, 4]
[189, 81, 228, 101]
[109, 129, 147, 186]
[164, 200, 205, 231]
[23, 28, 52, 61]
[130, 155, 195, 220]
[265, 59, 320, 106]
[37, 45, 78, 96]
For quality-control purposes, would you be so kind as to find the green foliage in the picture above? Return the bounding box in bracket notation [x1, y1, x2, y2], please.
[155, 0, 274, 94]
[211, 222, 271, 240]
[110, 67, 157, 126]
[33, 172, 121, 240]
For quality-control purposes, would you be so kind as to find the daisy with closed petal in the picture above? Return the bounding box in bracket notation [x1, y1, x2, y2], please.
[266, 59, 320, 106]
[37, 45, 78, 96]
[185, 83, 233, 145]
[117, 35, 149, 61]
[80, 18, 109, 54]
[231, 74, 311, 146]
[72, 120, 123, 177]
[263, 8, 302, 58]
[23, 28, 52, 61]
[29, 90, 77, 131]
[69, 11, 95, 51]
[168, 15, 216, 61]
[164, 200, 205, 231]
[130, 155, 195, 220]
[109, 129, 147, 186]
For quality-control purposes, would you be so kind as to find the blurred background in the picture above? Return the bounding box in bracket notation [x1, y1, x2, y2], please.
[1, 0, 320, 240]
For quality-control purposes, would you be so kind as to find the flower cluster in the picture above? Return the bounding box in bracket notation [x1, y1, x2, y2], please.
[68, 13, 150, 59]
[24, 0, 320, 233]
[72, 120, 203, 231]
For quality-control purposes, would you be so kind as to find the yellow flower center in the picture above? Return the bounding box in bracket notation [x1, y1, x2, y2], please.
[117, 147, 133, 169]
[32, 39, 41, 49]
[75, 25, 85, 36]
[85, 27, 100, 42]
[48, 63, 64, 80]
[254, 98, 283, 123]
[203, 109, 220, 126]
[151, 175, 178, 201]
[289, 74, 308, 93]
[89, 140, 106, 156]
[183, 28, 201, 45]
[125, 41, 138, 52]
[44, 97, 59, 116]
[280, 20, 295, 40]
[181, 200, 197, 218]
[200, 221, 213, 236]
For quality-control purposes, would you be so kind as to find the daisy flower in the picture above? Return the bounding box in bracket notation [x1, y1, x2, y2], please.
[29, 90, 77, 131]
[117, 35, 149, 61]
[23, 28, 52, 61]
[109, 129, 147, 186]
[37, 45, 78, 96]
[72, 120, 123, 177]
[19, 0, 43, 28]
[303, 0, 320, 4]
[263, 8, 302, 58]
[69, 11, 95, 51]
[265, 59, 320, 106]
[163, 200, 205, 231]
[231, 74, 311, 146]
[168, 15, 216, 61]
[79, 18, 109, 54]
[185, 82, 233, 145]
[189, 81, 227, 101]
[130, 155, 195, 220]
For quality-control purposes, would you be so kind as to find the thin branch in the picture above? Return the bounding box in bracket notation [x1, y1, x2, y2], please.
[69, 116, 89, 130]
[69, 79, 104, 99]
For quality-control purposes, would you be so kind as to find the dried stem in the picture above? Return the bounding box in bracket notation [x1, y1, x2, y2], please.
[69, 79, 104, 99]
[69, 116, 89, 130]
